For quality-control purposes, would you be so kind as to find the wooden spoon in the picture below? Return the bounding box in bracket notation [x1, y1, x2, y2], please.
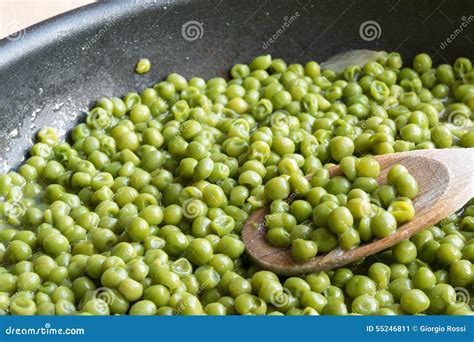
[242, 148, 474, 276]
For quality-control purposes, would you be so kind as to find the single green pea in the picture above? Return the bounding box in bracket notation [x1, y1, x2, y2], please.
[339, 228, 360, 250]
[185, 238, 214, 265]
[82, 298, 110, 315]
[205, 302, 227, 315]
[10, 297, 37, 315]
[437, 243, 462, 265]
[6, 240, 32, 263]
[264, 176, 290, 201]
[0, 273, 17, 293]
[413, 267, 436, 291]
[37, 302, 56, 315]
[118, 278, 143, 302]
[101, 267, 128, 289]
[428, 283, 456, 314]
[413, 53, 432, 74]
[322, 301, 348, 315]
[125, 217, 150, 242]
[135, 58, 151, 74]
[394, 173, 418, 199]
[292, 239, 318, 261]
[330, 136, 355, 162]
[352, 294, 379, 315]
[202, 184, 227, 208]
[289, 200, 313, 223]
[370, 210, 397, 238]
[388, 200, 415, 223]
[176, 294, 203, 315]
[234, 293, 267, 315]
[328, 207, 354, 234]
[129, 300, 157, 315]
[368, 263, 391, 289]
[250, 55, 272, 71]
[346, 198, 371, 220]
[228, 277, 252, 298]
[195, 266, 220, 291]
[392, 240, 417, 264]
[345, 275, 377, 298]
[400, 289, 430, 314]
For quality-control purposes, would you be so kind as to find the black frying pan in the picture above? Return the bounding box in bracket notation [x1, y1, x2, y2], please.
[0, 0, 473, 171]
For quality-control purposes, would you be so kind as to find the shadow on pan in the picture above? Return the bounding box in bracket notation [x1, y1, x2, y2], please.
[0, 0, 473, 170]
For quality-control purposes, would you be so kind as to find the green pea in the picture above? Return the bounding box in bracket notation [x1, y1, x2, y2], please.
[413, 267, 436, 291]
[118, 278, 143, 302]
[144, 285, 170, 308]
[368, 263, 390, 289]
[328, 207, 353, 234]
[228, 277, 252, 298]
[264, 176, 290, 201]
[205, 302, 227, 315]
[400, 289, 430, 314]
[185, 238, 213, 265]
[346, 198, 371, 220]
[330, 136, 355, 162]
[370, 210, 397, 238]
[82, 298, 110, 315]
[235, 294, 267, 315]
[129, 300, 157, 315]
[195, 266, 220, 290]
[388, 200, 415, 223]
[0, 273, 17, 293]
[352, 294, 379, 315]
[203, 184, 227, 208]
[7, 240, 33, 263]
[101, 267, 128, 289]
[135, 58, 151, 74]
[10, 297, 37, 315]
[322, 301, 348, 315]
[292, 239, 318, 261]
[413, 53, 432, 74]
[437, 242, 462, 265]
[289, 200, 312, 223]
[346, 275, 376, 298]
[392, 240, 417, 264]
[125, 217, 150, 242]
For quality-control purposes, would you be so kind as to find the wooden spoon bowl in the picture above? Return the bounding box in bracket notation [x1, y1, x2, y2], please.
[242, 148, 474, 276]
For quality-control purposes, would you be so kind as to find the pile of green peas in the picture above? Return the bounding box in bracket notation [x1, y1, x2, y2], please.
[265, 158, 418, 261]
[0, 51, 473, 316]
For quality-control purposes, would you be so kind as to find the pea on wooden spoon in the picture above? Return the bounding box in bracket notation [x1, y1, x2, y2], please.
[242, 148, 474, 276]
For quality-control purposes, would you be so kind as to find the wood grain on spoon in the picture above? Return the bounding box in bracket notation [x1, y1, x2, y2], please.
[242, 148, 474, 276]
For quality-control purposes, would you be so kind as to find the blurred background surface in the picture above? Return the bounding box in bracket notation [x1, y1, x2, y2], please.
[0, 0, 95, 39]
